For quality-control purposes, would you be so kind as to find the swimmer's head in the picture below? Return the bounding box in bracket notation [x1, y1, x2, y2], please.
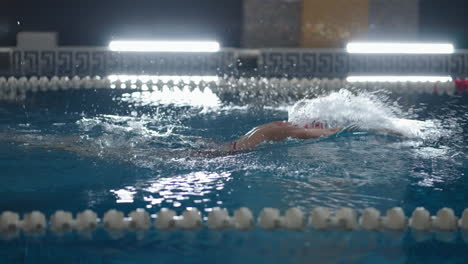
[289, 98, 321, 127]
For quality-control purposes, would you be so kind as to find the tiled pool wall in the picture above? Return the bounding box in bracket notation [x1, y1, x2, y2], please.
[1, 48, 468, 78]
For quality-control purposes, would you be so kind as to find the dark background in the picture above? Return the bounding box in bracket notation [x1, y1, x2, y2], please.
[1, 0, 467, 48]
[419, 0, 468, 49]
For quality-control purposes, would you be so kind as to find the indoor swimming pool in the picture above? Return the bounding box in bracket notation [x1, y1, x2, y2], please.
[0, 76, 467, 264]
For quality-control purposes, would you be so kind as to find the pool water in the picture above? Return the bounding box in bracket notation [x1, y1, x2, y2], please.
[0, 84, 467, 264]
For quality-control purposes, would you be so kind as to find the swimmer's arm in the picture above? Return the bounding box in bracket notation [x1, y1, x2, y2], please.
[287, 127, 342, 140]
[234, 125, 341, 150]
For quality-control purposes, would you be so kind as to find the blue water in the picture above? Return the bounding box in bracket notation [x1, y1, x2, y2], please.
[0, 86, 467, 264]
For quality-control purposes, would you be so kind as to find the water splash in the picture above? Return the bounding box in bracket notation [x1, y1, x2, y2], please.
[287, 89, 443, 139]
[77, 115, 174, 139]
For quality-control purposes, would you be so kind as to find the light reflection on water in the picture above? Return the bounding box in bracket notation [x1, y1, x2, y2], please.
[121, 88, 221, 108]
[141, 171, 231, 209]
[110, 186, 137, 203]
[107, 74, 219, 84]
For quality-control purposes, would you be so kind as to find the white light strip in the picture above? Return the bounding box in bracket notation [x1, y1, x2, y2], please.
[109, 41, 220, 52]
[346, 76, 453, 83]
[346, 42, 454, 54]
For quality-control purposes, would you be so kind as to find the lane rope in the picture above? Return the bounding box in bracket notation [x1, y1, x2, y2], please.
[1, 206, 468, 236]
[0, 76, 463, 102]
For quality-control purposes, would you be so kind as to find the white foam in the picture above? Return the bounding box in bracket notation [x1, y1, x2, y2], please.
[287, 89, 440, 139]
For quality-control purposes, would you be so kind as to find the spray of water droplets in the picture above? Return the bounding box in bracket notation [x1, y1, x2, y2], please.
[288, 89, 444, 139]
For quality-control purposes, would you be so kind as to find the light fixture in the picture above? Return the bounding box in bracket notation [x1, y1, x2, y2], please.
[346, 76, 453, 82]
[108, 41, 220, 52]
[346, 42, 454, 54]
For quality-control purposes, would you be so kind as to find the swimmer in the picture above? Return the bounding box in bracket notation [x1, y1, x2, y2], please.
[190, 120, 341, 157]
[214, 120, 404, 153]
[225, 121, 341, 151]
[0, 121, 403, 159]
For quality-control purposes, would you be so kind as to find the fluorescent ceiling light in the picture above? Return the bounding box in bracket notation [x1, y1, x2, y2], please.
[346, 42, 454, 54]
[109, 41, 220, 52]
[346, 76, 453, 83]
